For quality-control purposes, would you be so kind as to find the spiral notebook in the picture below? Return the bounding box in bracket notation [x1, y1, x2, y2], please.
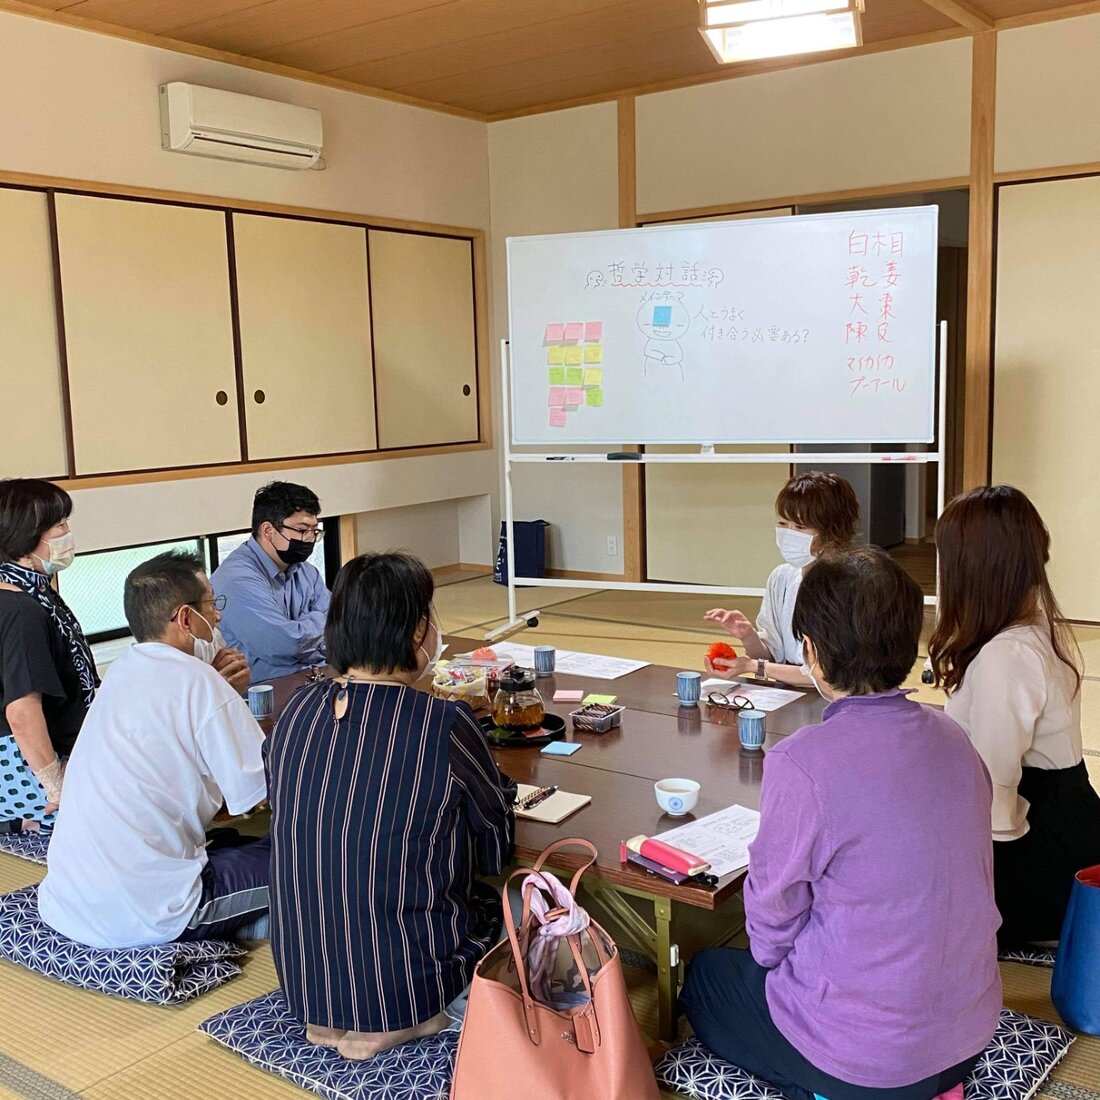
[514, 783, 592, 824]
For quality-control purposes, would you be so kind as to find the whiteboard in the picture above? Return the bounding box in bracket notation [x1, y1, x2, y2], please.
[507, 207, 938, 446]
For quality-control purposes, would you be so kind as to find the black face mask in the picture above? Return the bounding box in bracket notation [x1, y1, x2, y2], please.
[274, 535, 314, 566]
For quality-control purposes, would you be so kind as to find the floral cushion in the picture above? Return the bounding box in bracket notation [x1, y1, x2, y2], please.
[0, 885, 245, 1004]
[0, 829, 50, 865]
[199, 990, 458, 1100]
[998, 947, 1057, 969]
[654, 1010, 1073, 1100]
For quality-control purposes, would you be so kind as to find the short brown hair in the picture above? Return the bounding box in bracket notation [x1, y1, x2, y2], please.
[792, 548, 923, 695]
[775, 472, 860, 551]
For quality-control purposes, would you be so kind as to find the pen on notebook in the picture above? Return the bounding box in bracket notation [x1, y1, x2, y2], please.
[520, 785, 558, 809]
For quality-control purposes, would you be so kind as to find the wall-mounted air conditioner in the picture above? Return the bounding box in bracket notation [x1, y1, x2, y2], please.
[159, 82, 324, 170]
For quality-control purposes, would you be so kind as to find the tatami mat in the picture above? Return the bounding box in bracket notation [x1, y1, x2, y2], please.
[1, 581, 1097, 1100]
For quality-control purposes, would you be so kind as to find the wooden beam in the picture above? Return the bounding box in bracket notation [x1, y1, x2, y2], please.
[338, 515, 359, 565]
[917, 0, 993, 33]
[617, 96, 646, 584]
[962, 31, 996, 491]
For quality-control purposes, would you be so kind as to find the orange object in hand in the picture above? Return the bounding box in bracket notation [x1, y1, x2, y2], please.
[706, 641, 736, 665]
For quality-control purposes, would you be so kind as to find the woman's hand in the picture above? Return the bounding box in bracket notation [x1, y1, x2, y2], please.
[704, 608, 755, 639]
[705, 654, 753, 678]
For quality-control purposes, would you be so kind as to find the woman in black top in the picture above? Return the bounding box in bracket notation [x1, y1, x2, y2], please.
[267, 552, 516, 1061]
[0, 479, 97, 832]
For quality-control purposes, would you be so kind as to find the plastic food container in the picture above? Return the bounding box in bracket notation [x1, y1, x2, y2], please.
[569, 704, 625, 733]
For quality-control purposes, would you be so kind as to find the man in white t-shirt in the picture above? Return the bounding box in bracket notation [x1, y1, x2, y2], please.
[38, 550, 269, 949]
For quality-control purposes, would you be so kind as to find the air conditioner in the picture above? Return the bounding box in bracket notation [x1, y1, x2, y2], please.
[159, 82, 323, 170]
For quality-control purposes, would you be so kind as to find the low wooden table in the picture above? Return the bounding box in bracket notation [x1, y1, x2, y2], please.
[266, 640, 826, 1038]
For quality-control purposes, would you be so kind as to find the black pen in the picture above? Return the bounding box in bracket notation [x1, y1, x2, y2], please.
[523, 785, 558, 809]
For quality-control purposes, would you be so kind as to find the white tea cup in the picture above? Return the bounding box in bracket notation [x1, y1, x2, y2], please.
[654, 778, 700, 817]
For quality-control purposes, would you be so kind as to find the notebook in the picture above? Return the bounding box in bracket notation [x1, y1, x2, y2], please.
[514, 783, 592, 824]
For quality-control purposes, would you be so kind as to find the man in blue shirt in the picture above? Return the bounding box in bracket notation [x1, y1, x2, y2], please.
[212, 482, 330, 683]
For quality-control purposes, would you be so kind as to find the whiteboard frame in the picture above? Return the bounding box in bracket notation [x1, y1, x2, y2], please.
[489, 321, 947, 641]
[506, 207, 939, 447]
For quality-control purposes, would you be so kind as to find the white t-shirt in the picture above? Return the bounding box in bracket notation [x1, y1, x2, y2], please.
[944, 623, 1082, 842]
[38, 643, 266, 948]
[756, 563, 805, 665]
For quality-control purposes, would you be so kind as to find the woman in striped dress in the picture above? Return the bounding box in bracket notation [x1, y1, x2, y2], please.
[266, 552, 516, 1060]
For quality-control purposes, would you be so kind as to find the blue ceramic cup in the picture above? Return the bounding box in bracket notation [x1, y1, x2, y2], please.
[676, 671, 702, 706]
[533, 646, 556, 677]
[247, 684, 274, 720]
[738, 708, 767, 750]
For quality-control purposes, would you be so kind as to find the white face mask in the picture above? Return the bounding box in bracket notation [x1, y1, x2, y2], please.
[188, 609, 223, 666]
[35, 531, 76, 576]
[418, 619, 447, 680]
[802, 642, 831, 702]
[776, 527, 815, 569]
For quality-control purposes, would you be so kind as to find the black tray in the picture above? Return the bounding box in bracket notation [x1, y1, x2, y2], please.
[479, 712, 566, 747]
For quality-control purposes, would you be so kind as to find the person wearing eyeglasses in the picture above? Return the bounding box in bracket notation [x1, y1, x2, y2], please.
[38, 550, 269, 949]
[212, 481, 331, 684]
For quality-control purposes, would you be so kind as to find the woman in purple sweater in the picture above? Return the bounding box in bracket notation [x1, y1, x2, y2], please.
[681, 548, 1001, 1100]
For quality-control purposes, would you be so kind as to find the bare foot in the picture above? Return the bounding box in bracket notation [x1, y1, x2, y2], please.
[306, 1025, 347, 1048]
[337, 1011, 451, 1060]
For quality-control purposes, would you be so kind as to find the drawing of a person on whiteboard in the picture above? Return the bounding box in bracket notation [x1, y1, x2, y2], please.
[637, 296, 691, 379]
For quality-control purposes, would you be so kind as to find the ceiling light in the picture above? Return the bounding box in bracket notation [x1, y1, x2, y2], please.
[699, 0, 864, 64]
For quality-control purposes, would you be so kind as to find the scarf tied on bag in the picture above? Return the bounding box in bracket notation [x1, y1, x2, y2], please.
[521, 871, 592, 1007]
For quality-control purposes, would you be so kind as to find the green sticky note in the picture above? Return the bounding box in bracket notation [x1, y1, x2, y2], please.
[547, 345, 565, 365]
[548, 366, 566, 385]
[583, 693, 617, 705]
[565, 366, 584, 385]
[585, 386, 603, 407]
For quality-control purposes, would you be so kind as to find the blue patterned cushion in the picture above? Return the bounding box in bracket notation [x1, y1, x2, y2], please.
[0, 830, 50, 865]
[654, 1010, 1073, 1100]
[998, 947, 1057, 969]
[199, 990, 458, 1100]
[0, 885, 245, 1004]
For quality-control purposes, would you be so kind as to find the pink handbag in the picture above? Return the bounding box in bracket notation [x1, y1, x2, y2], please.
[450, 839, 660, 1100]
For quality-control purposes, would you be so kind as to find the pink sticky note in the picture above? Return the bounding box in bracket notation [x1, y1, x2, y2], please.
[585, 321, 602, 341]
[548, 386, 567, 406]
[554, 689, 584, 703]
[566, 387, 584, 405]
[545, 323, 566, 342]
[563, 322, 584, 341]
[549, 407, 567, 428]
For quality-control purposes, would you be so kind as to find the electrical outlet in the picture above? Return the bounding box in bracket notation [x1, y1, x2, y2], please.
[606, 535, 618, 557]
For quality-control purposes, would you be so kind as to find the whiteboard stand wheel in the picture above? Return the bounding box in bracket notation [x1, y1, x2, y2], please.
[526, 615, 540, 628]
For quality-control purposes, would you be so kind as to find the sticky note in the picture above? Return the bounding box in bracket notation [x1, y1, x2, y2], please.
[547, 345, 565, 365]
[585, 386, 603, 408]
[583, 694, 617, 705]
[584, 344, 603, 363]
[545, 323, 565, 342]
[563, 322, 584, 341]
[583, 368, 602, 387]
[548, 386, 567, 405]
[549, 407, 567, 428]
[542, 741, 582, 756]
[564, 346, 584, 365]
[585, 321, 603, 340]
[553, 689, 584, 703]
[565, 366, 584, 385]
[548, 366, 565, 386]
[565, 387, 584, 405]
[652, 305, 672, 326]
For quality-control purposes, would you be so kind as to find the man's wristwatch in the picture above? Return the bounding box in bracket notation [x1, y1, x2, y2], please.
[755, 659, 768, 682]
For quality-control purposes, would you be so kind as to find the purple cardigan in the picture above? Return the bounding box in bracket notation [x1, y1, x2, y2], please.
[744, 690, 1002, 1088]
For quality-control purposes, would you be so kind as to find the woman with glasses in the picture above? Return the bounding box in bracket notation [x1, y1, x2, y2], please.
[267, 552, 516, 1061]
[704, 472, 860, 688]
[0, 479, 98, 833]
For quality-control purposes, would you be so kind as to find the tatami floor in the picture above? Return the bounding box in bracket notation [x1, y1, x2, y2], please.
[1, 575, 1098, 1099]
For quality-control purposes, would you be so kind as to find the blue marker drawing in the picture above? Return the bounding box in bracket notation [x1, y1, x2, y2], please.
[652, 305, 672, 326]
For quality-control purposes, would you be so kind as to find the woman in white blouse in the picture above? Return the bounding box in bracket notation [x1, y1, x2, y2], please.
[704, 472, 860, 688]
[931, 485, 1100, 948]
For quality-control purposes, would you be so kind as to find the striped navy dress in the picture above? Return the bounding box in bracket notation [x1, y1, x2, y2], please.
[266, 680, 516, 1032]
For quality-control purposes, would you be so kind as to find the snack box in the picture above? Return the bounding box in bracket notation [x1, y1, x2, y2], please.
[446, 655, 515, 689]
[569, 703, 625, 733]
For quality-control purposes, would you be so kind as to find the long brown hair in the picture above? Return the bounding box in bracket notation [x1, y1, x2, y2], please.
[930, 485, 1080, 695]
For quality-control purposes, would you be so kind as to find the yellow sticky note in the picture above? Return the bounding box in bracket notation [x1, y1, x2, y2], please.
[583, 368, 602, 387]
[565, 345, 584, 365]
[548, 366, 565, 385]
[583, 693, 617, 705]
[547, 345, 565, 365]
[584, 344, 603, 363]
[565, 366, 584, 386]
[586, 386, 603, 408]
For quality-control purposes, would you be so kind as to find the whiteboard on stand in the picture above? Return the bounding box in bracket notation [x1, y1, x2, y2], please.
[506, 206, 938, 446]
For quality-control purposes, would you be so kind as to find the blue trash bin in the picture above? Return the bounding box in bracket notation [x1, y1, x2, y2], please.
[494, 520, 550, 586]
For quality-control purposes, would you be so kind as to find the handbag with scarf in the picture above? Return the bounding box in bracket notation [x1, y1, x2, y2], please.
[450, 838, 660, 1100]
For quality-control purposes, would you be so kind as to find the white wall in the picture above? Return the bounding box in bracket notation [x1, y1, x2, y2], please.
[0, 11, 496, 560]
[488, 103, 624, 575]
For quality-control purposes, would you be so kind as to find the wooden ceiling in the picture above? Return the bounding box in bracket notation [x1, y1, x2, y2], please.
[7, 0, 1096, 118]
